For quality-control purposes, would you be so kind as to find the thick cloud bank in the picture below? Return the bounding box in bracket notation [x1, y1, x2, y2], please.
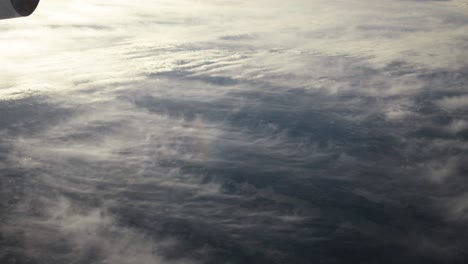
[1, 0, 468, 263]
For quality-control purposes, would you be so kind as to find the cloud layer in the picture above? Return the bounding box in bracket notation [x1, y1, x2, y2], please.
[1, 0, 468, 263]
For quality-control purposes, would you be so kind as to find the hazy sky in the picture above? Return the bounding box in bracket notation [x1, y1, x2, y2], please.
[1, 1, 468, 263]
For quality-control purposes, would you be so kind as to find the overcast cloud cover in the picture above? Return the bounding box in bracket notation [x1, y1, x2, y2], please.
[1, 0, 468, 263]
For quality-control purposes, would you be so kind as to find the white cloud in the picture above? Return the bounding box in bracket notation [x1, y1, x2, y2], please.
[446, 119, 468, 133]
[437, 95, 468, 111]
[32, 197, 196, 264]
[445, 193, 468, 221]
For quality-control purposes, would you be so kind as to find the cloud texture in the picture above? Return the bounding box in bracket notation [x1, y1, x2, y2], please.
[1, 0, 468, 263]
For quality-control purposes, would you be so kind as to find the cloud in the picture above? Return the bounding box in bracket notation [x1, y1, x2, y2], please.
[10, 196, 196, 264]
[437, 95, 468, 111]
[447, 193, 468, 220]
[2, 0, 468, 263]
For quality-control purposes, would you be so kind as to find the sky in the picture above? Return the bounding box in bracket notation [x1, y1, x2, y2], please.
[1, 0, 468, 263]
